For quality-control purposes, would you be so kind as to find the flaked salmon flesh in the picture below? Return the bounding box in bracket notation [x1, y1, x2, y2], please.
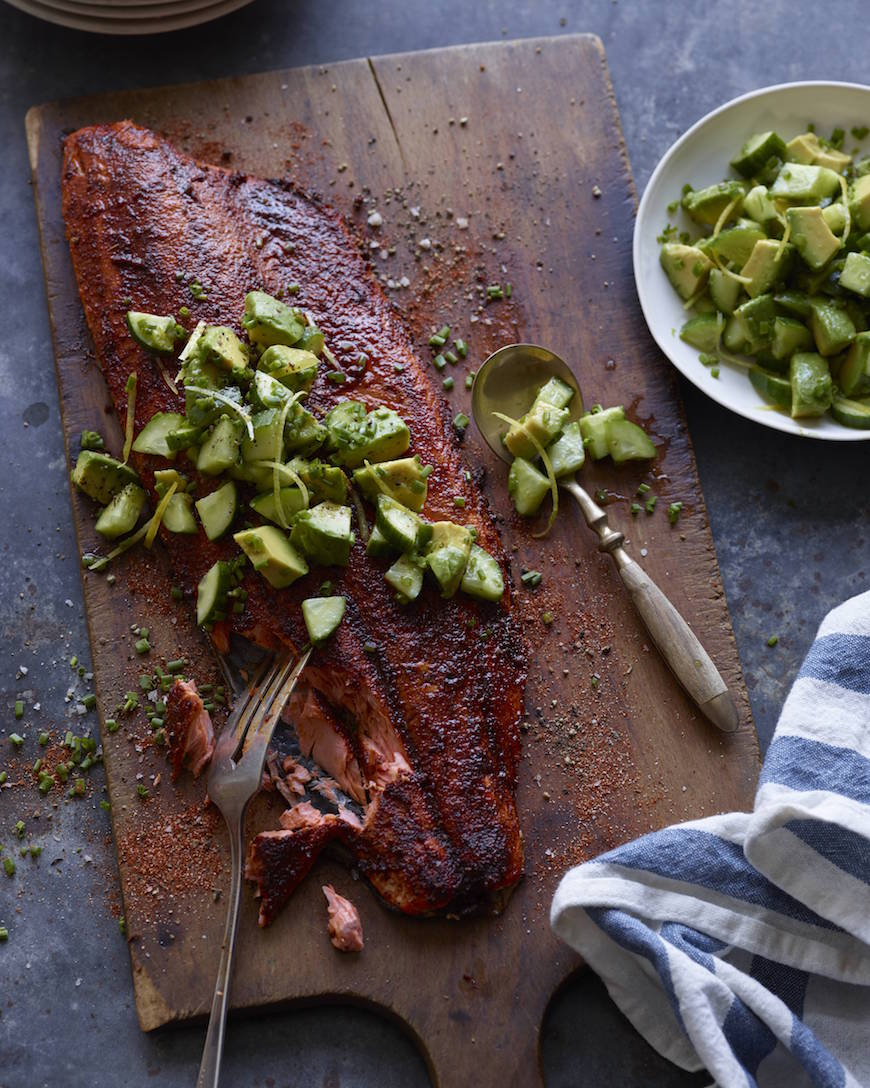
[62, 122, 527, 925]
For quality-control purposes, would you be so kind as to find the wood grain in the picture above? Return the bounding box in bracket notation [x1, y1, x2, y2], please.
[26, 35, 759, 1088]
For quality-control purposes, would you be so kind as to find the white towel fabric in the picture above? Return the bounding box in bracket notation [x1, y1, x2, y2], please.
[551, 589, 870, 1088]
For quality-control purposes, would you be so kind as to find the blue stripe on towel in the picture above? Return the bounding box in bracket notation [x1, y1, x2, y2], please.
[797, 633, 870, 694]
[603, 829, 839, 931]
[760, 735, 870, 807]
[786, 819, 870, 884]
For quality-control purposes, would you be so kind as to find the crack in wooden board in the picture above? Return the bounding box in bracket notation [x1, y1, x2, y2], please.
[26, 35, 759, 1088]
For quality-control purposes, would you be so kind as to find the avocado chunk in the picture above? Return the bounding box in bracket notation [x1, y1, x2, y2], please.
[460, 544, 505, 603]
[507, 457, 550, 516]
[821, 202, 848, 235]
[195, 481, 238, 541]
[282, 401, 327, 457]
[785, 206, 841, 270]
[258, 345, 319, 392]
[162, 492, 198, 534]
[95, 483, 147, 539]
[250, 486, 308, 526]
[681, 181, 745, 225]
[812, 145, 852, 173]
[328, 407, 411, 469]
[296, 325, 325, 356]
[234, 525, 309, 588]
[290, 501, 354, 566]
[374, 494, 432, 553]
[424, 522, 473, 599]
[790, 353, 832, 418]
[702, 219, 766, 267]
[165, 420, 206, 453]
[545, 420, 585, 478]
[735, 294, 778, 348]
[578, 406, 625, 460]
[384, 553, 426, 604]
[808, 298, 856, 356]
[72, 450, 140, 505]
[770, 163, 841, 203]
[680, 314, 721, 353]
[125, 312, 183, 356]
[606, 419, 656, 463]
[707, 268, 742, 315]
[660, 243, 714, 300]
[353, 455, 431, 512]
[749, 366, 792, 410]
[504, 400, 570, 459]
[731, 131, 787, 178]
[771, 316, 813, 361]
[131, 412, 185, 460]
[197, 416, 243, 476]
[242, 291, 304, 347]
[196, 560, 232, 626]
[740, 239, 793, 298]
[365, 524, 396, 559]
[241, 408, 285, 465]
[285, 458, 348, 504]
[742, 185, 780, 226]
[199, 326, 249, 375]
[838, 251, 870, 298]
[840, 331, 870, 397]
[785, 133, 819, 165]
[849, 175, 870, 232]
[301, 596, 346, 645]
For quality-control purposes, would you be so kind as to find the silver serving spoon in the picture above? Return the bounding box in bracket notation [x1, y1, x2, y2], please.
[472, 343, 739, 733]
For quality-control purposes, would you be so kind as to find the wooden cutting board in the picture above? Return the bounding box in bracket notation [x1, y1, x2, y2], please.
[26, 35, 759, 1088]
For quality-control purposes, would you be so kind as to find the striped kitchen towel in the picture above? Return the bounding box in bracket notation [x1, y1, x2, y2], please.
[551, 589, 870, 1088]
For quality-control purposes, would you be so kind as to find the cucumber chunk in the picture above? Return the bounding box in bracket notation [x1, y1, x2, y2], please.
[374, 495, 432, 553]
[790, 353, 832, 418]
[95, 483, 146, 539]
[605, 419, 656, 463]
[197, 417, 243, 476]
[504, 401, 570, 460]
[126, 312, 183, 356]
[424, 522, 473, 599]
[731, 131, 786, 178]
[460, 545, 505, 603]
[749, 366, 792, 410]
[680, 314, 721, 353]
[681, 181, 745, 226]
[545, 421, 585, 478]
[839, 251, 870, 298]
[286, 458, 348, 504]
[578, 406, 625, 460]
[131, 412, 185, 459]
[702, 220, 766, 267]
[234, 526, 309, 588]
[162, 492, 198, 534]
[771, 316, 813, 361]
[195, 481, 238, 541]
[840, 332, 870, 396]
[365, 524, 396, 559]
[301, 596, 346, 645]
[808, 298, 855, 357]
[830, 394, 870, 429]
[708, 268, 742, 315]
[250, 486, 308, 526]
[385, 553, 425, 603]
[196, 561, 232, 626]
[507, 457, 550, 516]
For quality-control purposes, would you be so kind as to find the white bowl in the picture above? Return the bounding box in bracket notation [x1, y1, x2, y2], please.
[633, 81, 870, 442]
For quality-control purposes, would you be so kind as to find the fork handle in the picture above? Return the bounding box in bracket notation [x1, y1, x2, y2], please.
[197, 806, 246, 1088]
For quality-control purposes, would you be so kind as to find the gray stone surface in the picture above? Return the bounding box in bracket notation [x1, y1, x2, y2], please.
[0, 1, 867, 1085]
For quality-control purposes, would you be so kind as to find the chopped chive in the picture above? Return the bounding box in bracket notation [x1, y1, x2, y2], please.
[455, 338, 468, 358]
[30, 845, 41, 858]
[453, 413, 470, 434]
[645, 496, 658, 514]
[445, 350, 458, 365]
[667, 501, 683, 524]
[137, 784, 150, 799]
[100, 799, 111, 811]
[0, 772, 7, 785]
[14, 701, 24, 720]
[433, 354, 447, 371]
[154, 729, 166, 746]
[55, 764, 69, 783]
[326, 371, 347, 383]
[486, 284, 504, 300]
[541, 611, 554, 626]
[38, 732, 49, 747]
[0, 927, 8, 940]
[363, 641, 378, 654]
[139, 675, 153, 691]
[442, 377, 454, 391]
[630, 502, 642, 516]
[138, 627, 149, 640]
[3, 858, 15, 877]
[69, 656, 78, 668]
[32, 758, 42, 774]
[166, 659, 186, 674]
[105, 718, 119, 734]
[150, 718, 163, 731]
[170, 586, 183, 601]
[82, 694, 97, 711]
[10, 734, 23, 749]
[637, 483, 651, 495]
[428, 334, 446, 348]
[287, 283, 300, 295]
[505, 283, 512, 298]
[135, 639, 150, 655]
[520, 570, 542, 588]
[393, 363, 405, 372]
[453, 496, 466, 508]
[767, 635, 779, 647]
[38, 774, 52, 795]
[15, 820, 25, 838]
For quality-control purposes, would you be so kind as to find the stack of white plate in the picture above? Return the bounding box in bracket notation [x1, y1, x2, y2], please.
[4, 0, 254, 34]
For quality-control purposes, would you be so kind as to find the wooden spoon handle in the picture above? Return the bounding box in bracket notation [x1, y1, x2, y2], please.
[563, 479, 739, 733]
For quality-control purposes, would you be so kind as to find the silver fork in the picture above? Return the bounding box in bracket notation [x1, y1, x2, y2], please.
[196, 645, 312, 1088]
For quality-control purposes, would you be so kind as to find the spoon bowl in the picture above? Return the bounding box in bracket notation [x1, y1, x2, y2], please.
[471, 343, 584, 463]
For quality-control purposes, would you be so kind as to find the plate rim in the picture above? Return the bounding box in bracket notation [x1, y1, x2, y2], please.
[3, 0, 253, 32]
[633, 79, 870, 442]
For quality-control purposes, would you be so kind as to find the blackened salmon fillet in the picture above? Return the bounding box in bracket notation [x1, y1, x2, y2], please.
[62, 122, 526, 924]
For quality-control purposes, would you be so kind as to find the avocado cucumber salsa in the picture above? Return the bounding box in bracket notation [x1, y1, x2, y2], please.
[72, 290, 505, 648]
[660, 125, 870, 429]
[497, 378, 655, 532]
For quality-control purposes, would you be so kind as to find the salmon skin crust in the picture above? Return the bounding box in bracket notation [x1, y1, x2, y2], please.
[62, 121, 526, 924]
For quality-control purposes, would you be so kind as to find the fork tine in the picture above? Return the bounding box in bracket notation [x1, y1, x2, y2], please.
[240, 648, 312, 760]
[211, 654, 284, 767]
